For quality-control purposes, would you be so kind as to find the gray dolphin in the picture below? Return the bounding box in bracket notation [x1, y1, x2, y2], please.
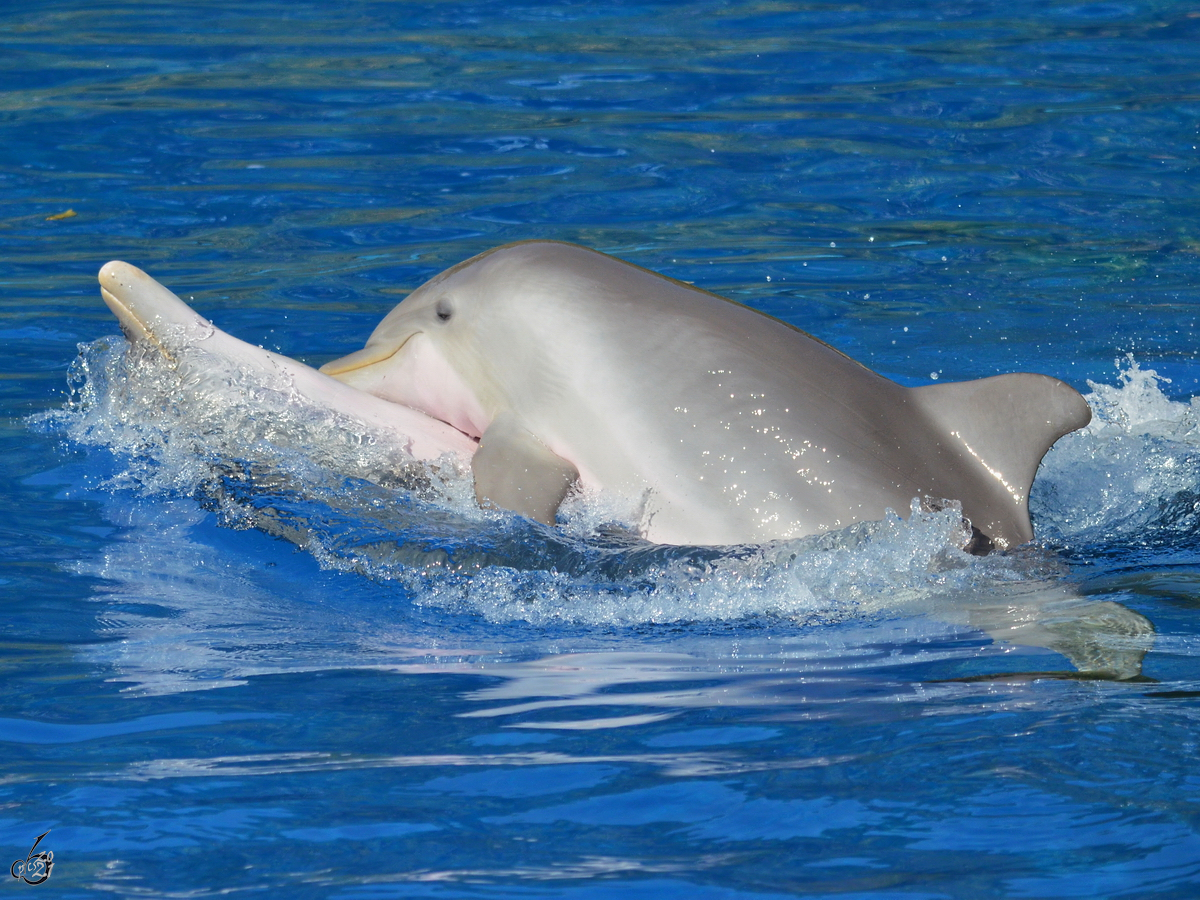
[321, 240, 1091, 549]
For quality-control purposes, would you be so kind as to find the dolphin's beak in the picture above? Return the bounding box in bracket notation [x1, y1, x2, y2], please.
[319, 339, 409, 378]
[98, 261, 208, 358]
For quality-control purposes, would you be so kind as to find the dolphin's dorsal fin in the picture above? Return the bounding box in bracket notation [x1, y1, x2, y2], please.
[472, 413, 579, 525]
[910, 373, 1091, 545]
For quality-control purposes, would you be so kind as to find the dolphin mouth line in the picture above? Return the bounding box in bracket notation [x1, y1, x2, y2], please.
[99, 285, 173, 359]
[319, 332, 418, 376]
[99, 285, 139, 329]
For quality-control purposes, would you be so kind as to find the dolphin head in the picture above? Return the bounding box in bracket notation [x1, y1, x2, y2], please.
[320, 241, 636, 456]
[97, 261, 212, 359]
[319, 275, 492, 438]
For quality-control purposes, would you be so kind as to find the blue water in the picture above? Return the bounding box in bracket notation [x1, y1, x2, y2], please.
[3, 1, 1200, 896]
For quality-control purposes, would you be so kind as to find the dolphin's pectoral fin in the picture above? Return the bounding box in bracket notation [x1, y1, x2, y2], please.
[911, 373, 1091, 547]
[472, 413, 579, 526]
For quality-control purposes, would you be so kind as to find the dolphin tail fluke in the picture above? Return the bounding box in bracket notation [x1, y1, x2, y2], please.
[910, 373, 1091, 547]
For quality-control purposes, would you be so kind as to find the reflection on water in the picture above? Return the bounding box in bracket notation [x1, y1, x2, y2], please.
[71, 487, 1153, 705]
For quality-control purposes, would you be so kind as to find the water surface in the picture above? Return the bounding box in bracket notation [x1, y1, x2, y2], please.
[3, 1, 1200, 897]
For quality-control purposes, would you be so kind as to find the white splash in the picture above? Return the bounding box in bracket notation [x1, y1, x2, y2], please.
[1032, 354, 1200, 544]
[33, 339, 1180, 645]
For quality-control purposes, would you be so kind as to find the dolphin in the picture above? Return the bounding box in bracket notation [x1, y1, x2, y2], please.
[97, 261, 479, 464]
[320, 240, 1091, 549]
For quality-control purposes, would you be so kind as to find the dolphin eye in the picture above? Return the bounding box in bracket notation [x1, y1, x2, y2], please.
[435, 298, 453, 323]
